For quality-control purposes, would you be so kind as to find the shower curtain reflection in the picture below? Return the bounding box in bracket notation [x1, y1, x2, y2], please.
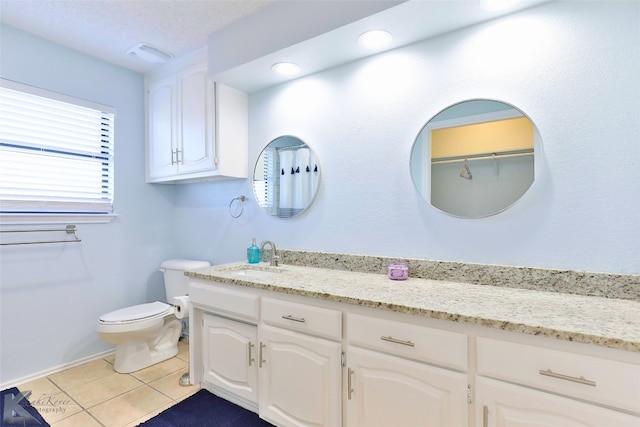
[279, 146, 317, 217]
[253, 136, 320, 218]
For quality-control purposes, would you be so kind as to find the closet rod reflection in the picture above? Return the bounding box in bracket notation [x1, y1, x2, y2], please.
[431, 148, 533, 164]
[0, 224, 81, 246]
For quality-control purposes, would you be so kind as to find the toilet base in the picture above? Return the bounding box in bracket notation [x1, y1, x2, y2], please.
[112, 318, 182, 373]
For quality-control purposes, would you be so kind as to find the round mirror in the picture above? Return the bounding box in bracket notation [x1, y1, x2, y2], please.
[253, 136, 320, 218]
[411, 99, 536, 218]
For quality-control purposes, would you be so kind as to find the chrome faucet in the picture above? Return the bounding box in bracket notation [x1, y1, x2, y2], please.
[260, 240, 279, 266]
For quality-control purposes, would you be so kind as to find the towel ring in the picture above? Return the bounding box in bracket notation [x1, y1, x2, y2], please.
[229, 196, 246, 218]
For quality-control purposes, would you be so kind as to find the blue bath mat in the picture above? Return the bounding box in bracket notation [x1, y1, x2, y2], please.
[137, 389, 273, 427]
[1, 387, 50, 427]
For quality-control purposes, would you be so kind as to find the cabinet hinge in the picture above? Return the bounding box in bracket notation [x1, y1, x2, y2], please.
[467, 384, 472, 404]
[341, 352, 346, 367]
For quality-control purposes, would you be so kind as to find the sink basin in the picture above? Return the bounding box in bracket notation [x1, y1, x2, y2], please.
[221, 265, 283, 279]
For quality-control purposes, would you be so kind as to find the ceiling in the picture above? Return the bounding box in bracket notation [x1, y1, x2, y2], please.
[0, 0, 274, 74]
[0, 0, 548, 92]
[210, 0, 548, 92]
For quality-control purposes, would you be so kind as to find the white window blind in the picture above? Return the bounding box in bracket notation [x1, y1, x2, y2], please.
[255, 146, 278, 216]
[0, 79, 115, 216]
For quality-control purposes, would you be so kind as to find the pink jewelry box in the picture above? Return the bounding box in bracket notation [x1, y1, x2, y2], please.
[388, 263, 409, 280]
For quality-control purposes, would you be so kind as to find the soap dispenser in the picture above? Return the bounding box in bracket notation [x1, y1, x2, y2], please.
[247, 238, 260, 264]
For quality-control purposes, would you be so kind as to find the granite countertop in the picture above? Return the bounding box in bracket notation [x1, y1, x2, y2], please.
[187, 262, 640, 353]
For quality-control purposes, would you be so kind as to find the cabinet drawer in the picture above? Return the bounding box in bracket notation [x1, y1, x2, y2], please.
[346, 313, 468, 371]
[477, 337, 640, 413]
[189, 281, 258, 321]
[261, 298, 342, 341]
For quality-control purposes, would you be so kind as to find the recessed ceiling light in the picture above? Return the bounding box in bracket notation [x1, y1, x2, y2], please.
[271, 62, 301, 76]
[478, 0, 519, 11]
[357, 30, 393, 50]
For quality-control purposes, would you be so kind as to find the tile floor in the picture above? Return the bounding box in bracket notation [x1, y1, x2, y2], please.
[17, 339, 199, 427]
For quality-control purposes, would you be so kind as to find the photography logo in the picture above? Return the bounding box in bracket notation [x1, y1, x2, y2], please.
[3, 390, 42, 425]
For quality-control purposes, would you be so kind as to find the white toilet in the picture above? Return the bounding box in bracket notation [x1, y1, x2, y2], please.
[97, 259, 210, 373]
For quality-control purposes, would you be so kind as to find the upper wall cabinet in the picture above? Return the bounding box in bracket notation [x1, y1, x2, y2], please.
[145, 49, 248, 184]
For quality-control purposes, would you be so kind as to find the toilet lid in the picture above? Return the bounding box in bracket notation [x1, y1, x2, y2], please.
[100, 301, 171, 323]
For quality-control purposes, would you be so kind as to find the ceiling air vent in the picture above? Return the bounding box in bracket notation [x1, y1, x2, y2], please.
[126, 43, 174, 64]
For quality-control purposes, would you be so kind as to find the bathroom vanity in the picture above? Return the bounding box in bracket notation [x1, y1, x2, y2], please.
[186, 253, 640, 427]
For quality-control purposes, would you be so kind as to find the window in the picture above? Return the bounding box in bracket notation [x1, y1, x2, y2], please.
[0, 79, 116, 223]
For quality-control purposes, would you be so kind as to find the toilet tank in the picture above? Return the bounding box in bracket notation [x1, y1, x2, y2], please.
[160, 259, 210, 300]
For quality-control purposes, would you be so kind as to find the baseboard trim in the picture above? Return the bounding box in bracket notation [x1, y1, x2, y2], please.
[0, 349, 115, 390]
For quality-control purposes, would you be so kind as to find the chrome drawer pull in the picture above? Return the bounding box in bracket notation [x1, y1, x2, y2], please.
[482, 405, 489, 427]
[282, 314, 306, 323]
[347, 367, 354, 400]
[539, 369, 596, 387]
[381, 335, 415, 347]
[259, 342, 266, 368]
[248, 342, 255, 366]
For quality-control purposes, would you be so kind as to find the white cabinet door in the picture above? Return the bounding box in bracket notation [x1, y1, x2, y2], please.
[202, 314, 258, 405]
[476, 376, 640, 427]
[176, 62, 216, 175]
[259, 324, 342, 427]
[345, 346, 468, 427]
[147, 75, 177, 179]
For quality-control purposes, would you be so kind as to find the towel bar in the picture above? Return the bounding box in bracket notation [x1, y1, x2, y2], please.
[0, 224, 81, 246]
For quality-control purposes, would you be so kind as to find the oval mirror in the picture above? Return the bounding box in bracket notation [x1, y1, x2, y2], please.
[410, 99, 536, 218]
[253, 136, 320, 218]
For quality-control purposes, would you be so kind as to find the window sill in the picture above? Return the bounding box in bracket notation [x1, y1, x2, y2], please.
[0, 213, 118, 225]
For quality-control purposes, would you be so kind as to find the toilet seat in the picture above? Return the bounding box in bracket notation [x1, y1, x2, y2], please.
[99, 301, 173, 324]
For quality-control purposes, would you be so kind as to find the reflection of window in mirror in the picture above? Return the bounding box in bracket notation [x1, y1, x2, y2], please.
[411, 100, 537, 218]
[253, 136, 320, 218]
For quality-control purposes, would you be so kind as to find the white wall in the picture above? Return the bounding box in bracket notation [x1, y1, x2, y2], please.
[1, 0, 638, 387]
[176, 1, 640, 275]
[0, 24, 178, 385]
